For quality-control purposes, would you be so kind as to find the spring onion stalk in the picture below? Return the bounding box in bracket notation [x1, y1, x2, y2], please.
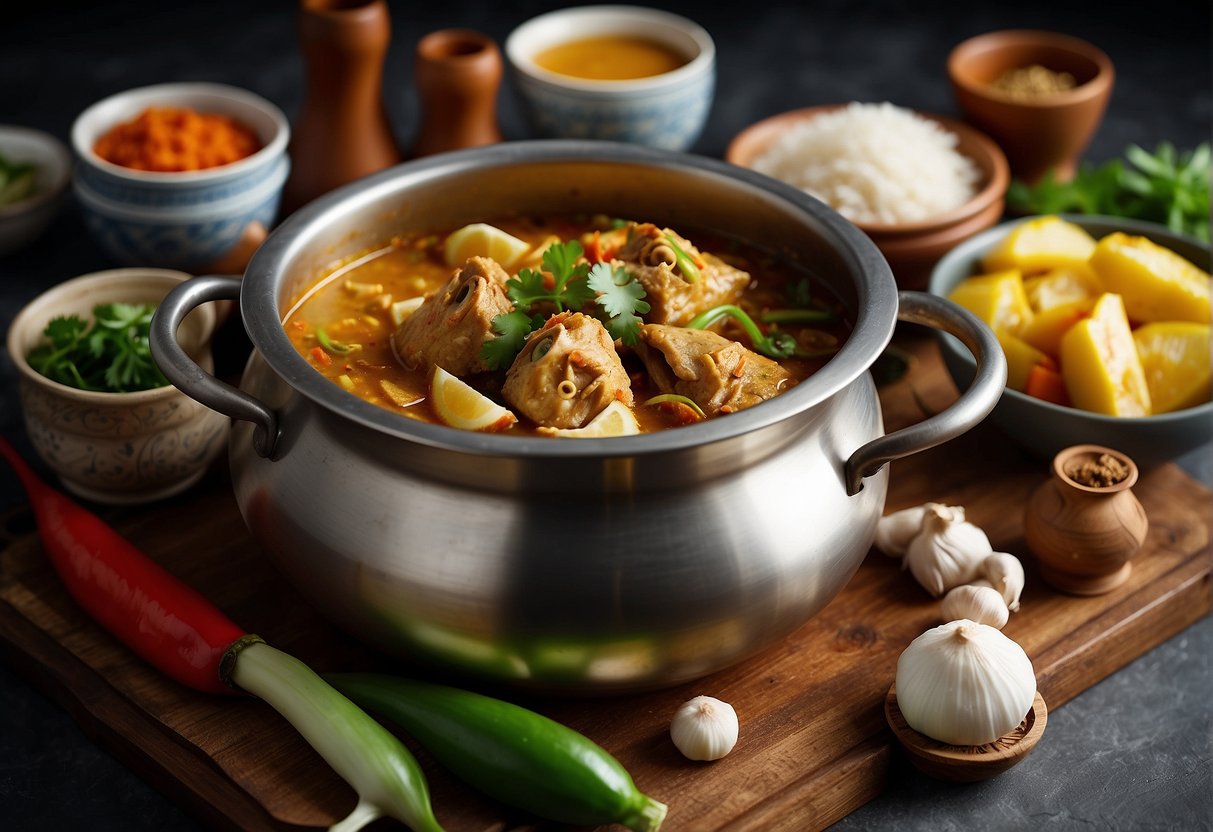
[643, 394, 706, 420]
[663, 234, 702, 284]
[686, 304, 799, 359]
[316, 326, 358, 355]
[229, 642, 445, 832]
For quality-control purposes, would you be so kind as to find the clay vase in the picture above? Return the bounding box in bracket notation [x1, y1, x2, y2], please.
[1023, 444, 1148, 595]
[411, 29, 503, 158]
[282, 0, 403, 215]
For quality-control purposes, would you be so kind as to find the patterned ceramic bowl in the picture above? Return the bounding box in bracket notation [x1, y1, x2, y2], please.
[7, 268, 229, 504]
[504, 5, 715, 151]
[70, 83, 289, 271]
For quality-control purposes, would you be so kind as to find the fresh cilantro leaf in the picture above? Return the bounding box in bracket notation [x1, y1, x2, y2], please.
[588, 262, 650, 345]
[480, 310, 535, 371]
[506, 268, 552, 309]
[25, 302, 168, 392]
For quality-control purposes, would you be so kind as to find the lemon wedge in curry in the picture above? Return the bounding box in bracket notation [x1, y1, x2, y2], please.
[444, 223, 531, 269]
[539, 400, 640, 438]
[430, 366, 517, 432]
[1132, 322, 1212, 413]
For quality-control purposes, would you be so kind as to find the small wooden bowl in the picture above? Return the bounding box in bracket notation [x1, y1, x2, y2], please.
[726, 104, 1008, 291]
[885, 683, 1048, 782]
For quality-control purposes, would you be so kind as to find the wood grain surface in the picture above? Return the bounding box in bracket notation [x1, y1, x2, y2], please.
[0, 331, 1208, 832]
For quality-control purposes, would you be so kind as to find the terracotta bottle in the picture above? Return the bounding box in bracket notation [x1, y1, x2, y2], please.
[411, 29, 503, 158]
[283, 0, 402, 214]
[1023, 444, 1149, 595]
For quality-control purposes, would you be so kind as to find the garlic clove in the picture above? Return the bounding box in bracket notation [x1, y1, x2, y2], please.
[874, 503, 931, 556]
[941, 584, 1009, 629]
[903, 504, 992, 597]
[670, 695, 739, 761]
[895, 619, 1037, 746]
[981, 552, 1026, 612]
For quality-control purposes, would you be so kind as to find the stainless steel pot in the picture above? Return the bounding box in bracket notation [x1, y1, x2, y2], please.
[152, 142, 1005, 692]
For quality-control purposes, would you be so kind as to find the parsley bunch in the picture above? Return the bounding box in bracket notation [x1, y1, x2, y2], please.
[481, 241, 650, 370]
[27, 302, 170, 392]
[1008, 142, 1210, 241]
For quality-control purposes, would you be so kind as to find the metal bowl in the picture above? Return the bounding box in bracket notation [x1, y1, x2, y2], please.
[152, 141, 1004, 692]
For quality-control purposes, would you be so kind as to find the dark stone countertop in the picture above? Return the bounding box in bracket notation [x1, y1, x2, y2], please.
[0, 1, 1209, 829]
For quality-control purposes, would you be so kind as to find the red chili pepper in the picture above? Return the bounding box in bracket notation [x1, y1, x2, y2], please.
[0, 435, 246, 695]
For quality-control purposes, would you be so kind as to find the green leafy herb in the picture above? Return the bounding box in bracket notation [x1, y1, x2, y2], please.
[0, 150, 36, 206]
[481, 310, 537, 371]
[587, 262, 650, 345]
[481, 240, 650, 368]
[1008, 142, 1211, 241]
[27, 302, 169, 392]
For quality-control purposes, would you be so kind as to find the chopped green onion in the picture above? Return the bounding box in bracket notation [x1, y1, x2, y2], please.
[664, 235, 702, 284]
[686, 304, 798, 359]
[644, 394, 706, 420]
[316, 326, 358, 355]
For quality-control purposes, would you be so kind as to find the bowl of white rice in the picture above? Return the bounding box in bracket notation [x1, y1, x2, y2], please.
[726, 101, 1009, 290]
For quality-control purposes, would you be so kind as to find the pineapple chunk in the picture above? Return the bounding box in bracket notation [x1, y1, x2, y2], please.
[1019, 298, 1095, 358]
[1133, 321, 1212, 413]
[981, 216, 1098, 276]
[999, 331, 1053, 392]
[947, 269, 1034, 335]
[1023, 266, 1100, 312]
[1089, 232, 1211, 324]
[1060, 293, 1152, 416]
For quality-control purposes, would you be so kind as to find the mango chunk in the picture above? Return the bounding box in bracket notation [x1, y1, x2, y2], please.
[1089, 232, 1212, 324]
[1019, 298, 1095, 358]
[1023, 266, 1100, 312]
[1060, 293, 1152, 416]
[948, 269, 1034, 335]
[1132, 321, 1212, 413]
[998, 331, 1054, 392]
[981, 216, 1098, 276]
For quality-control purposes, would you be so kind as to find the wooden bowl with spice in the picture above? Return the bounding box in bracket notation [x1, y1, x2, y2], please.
[70, 82, 289, 271]
[726, 102, 1009, 291]
[947, 29, 1115, 185]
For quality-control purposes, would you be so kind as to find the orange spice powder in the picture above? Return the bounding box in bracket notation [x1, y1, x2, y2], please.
[93, 106, 262, 172]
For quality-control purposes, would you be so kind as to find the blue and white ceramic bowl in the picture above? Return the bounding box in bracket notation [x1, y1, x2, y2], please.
[505, 5, 715, 151]
[70, 83, 290, 271]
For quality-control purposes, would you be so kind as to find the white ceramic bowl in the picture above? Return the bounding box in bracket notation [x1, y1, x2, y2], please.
[8, 268, 229, 504]
[70, 83, 290, 270]
[929, 214, 1212, 469]
[505, 5, 715, 150]
[0, 125, 70, 257]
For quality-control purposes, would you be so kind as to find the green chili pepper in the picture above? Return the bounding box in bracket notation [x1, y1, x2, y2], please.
[327, 674, 668, 832]
[759, 308, 837, 324]
[643, 393, 706, 420]
[686, 304, 799, 359]
[663, 234, 702, 284]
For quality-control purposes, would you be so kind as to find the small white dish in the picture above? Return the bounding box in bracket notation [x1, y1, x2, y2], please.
[0, 125, 71, 257]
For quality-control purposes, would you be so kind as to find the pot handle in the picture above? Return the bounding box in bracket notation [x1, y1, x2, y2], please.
[150, 275, 280, 459]
[844, 290, 1006, 496]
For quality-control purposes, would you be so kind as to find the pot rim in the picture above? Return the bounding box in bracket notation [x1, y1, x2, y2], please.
[241, 140, 898, 458]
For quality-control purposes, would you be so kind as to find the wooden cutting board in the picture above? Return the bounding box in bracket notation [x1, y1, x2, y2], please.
[1, 331, 1209, 832]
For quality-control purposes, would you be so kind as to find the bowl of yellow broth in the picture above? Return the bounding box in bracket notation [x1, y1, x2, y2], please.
[504, 5, 715, 150]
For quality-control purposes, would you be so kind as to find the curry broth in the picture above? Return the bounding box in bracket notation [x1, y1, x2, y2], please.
[284, 216, 851, 436]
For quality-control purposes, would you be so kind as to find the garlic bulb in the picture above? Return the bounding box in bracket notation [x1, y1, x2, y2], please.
[902, 503, 992, 597]
[670, 695, 739, 761]
[941, 584, 1009, 629]
[874, 503, 935, 556]
[981, 552, 1026, 612]
[896, 619, 1036, 746]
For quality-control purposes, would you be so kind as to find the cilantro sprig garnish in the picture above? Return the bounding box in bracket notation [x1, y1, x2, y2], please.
[27, 302, 170, 392]
[480, 241, 650, 369]
[587, 262, 650, 345]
